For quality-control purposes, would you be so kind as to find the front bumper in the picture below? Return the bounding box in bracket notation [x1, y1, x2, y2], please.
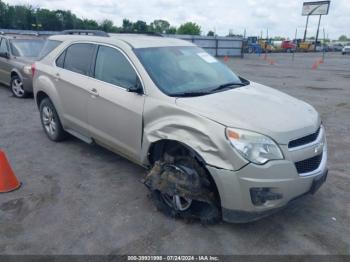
[22, 76, 33, 92]
[208, 138, 328, 223]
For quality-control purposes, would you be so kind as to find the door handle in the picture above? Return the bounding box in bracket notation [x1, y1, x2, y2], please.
[89, 88, 99, 97]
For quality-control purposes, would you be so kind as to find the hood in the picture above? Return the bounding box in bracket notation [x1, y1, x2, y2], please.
[175, 82, 320, 144]
[14, 56, 38, 64]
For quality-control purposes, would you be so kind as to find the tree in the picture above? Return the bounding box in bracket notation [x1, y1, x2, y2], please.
[339, 35, 348, 41]
[122, 19, 133, 32]
[177, 22, 201, 35]
[166, 26, 177, 34]
[37, 9, 61, 30]
[100, 19, 114, 32]
[133, 20, 148, 33]
[150, 19, 170, 33]
[273, 36, 285, 41]
[207, 30, 215, 37]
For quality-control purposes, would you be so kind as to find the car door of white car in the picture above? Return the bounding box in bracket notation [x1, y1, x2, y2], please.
[87, 45, 145, 161]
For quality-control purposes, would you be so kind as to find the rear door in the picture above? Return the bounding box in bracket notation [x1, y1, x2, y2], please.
[54, 43, 97, 137]
[87, 45, 145, 161]
[0, 38, 11, 85]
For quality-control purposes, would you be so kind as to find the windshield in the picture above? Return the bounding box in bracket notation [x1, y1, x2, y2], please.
[10, 39, 44, 57]
[135, 46, 244, 96]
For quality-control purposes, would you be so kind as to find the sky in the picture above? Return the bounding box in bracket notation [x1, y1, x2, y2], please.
[4, 0, 350, 39]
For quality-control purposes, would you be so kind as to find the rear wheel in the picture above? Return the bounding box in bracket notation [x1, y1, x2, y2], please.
[11, 75, 29, 98]
[144, 152, 221, 224]
[39, 97, 67, 142]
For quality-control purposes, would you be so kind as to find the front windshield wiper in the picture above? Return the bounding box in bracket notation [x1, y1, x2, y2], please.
[171, 80, 249, 97]
[171, 91, 211, 97]
[210, 82, 247, 93]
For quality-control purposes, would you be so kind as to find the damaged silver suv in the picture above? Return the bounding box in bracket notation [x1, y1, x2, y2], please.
[33, 33, 328, 223]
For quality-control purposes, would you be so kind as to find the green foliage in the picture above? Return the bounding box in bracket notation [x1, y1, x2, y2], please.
[166, 26, 177, 34]
[177, 22, 201, 35]
[273, 36, 285, 41]
[0, 0, 203, 36]
[338, 35, 348, 41]
[150, 19, 170, 33]
[207, 30, 215, 37]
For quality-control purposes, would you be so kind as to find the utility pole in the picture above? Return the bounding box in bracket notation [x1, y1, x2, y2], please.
[303, 15, 309, 42]
[322, 27, 326, 61]
[315, 14, 322, 51]
[293, 28, 297, 61]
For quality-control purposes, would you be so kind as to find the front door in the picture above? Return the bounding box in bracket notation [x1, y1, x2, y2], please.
[87, 45, 145, 161]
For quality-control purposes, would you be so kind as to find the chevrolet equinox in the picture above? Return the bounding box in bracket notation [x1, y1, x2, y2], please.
[33, 33, 328, 223]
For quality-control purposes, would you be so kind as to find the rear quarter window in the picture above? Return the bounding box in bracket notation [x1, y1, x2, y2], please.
[62, 43, 96, 76]
[39, 40, 62, 59]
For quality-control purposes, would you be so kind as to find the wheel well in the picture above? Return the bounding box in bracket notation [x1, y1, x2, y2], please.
[11, 71, 18, 78]
[36, 91, 49, 108]
[148, 139, 221, 205]
[148, 139, 206, 165]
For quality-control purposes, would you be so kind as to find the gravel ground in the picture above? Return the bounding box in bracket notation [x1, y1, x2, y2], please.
[0, 52, 349, 255]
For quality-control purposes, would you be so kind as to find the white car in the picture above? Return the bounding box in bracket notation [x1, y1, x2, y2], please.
[342, 46, 350, 55]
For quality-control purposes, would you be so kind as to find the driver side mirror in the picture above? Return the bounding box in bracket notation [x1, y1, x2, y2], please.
[0, 52, 10, 59]
[127, 77, 143, 95]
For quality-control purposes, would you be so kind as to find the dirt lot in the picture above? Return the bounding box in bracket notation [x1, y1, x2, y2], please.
[0, 52, 349, 255]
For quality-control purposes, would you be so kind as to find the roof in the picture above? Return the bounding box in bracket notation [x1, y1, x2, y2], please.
[0, 34, 43, 40]
[48, 34, 194, 48]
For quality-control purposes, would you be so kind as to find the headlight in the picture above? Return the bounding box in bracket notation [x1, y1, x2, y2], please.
[22, 65, 32, 75]
[226, 128, 283, 164]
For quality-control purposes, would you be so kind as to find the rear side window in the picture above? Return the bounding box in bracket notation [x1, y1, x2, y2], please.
[63, 43, 96, 76]
[94, 45, 138, 89]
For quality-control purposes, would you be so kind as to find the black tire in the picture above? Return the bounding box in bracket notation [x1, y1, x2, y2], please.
[39, 97, 67, 142]
[11, 75, 29, 98]
[145, 155, 221, 224]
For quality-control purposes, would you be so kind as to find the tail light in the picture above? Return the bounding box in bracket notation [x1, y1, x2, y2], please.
[31, 63, 36, 78]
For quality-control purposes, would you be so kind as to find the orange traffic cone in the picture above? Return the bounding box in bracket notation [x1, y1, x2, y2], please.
[312, 61, 319, 70]
[268, 58, 276, 65]
[0, 150, 21, 193]
[223, 56, 229, 62]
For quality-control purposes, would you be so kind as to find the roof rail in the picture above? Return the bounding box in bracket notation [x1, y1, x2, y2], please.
[118, 32, 163, 37]
[61, 30, 109, 37]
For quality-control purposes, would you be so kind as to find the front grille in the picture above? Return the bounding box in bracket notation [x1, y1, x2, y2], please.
[288, 128, 320, 149]
[295, 153, 322, 174]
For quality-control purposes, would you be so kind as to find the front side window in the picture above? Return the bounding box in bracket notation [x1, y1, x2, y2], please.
[10, 39, 44, 57]
[94, 45, 138, 89]
[63, 43, 96, 76]
[135, 46, 244, 96]
[0, 38, 8, 53]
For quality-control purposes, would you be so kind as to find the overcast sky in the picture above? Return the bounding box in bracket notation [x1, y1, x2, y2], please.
[5, 0, 350, 39]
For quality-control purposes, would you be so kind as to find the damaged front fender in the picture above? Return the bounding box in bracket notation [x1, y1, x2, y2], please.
[141, 100, 248, 171]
